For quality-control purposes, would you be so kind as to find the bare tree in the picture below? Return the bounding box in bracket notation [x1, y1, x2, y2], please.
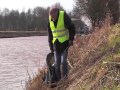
[73, 0, 119, 28]
[8, 10, 19, 30]
[0, 3, 65, 31]
[107, 0, 119, 24]
[73, 0, 87, 18]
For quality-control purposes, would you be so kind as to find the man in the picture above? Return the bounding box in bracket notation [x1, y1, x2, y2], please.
[47, 7, 75, 81]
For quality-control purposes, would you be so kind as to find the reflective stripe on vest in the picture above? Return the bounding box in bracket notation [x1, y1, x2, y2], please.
[49, 11, 69, 43]
[53, 30, 68, 38]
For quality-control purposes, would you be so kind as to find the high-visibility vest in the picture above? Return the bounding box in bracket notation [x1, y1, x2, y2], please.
[49, 11, 69, 44]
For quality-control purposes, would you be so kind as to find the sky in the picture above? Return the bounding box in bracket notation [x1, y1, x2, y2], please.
[0, 0, 75, 12]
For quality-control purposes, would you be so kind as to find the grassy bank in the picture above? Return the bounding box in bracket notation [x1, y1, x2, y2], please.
[25, 22, 120, 90]
[0, 31, 47, 38]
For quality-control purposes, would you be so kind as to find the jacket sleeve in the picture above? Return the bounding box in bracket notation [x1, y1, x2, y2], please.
[64, 12, 75, 41]
[47, 22, 54, 51]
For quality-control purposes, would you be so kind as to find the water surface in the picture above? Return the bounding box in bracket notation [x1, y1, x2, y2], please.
[0, 36, 49, 90]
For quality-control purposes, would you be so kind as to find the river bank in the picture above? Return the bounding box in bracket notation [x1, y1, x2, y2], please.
[0, 31, 48, 38]
[26, 24, 120, 90]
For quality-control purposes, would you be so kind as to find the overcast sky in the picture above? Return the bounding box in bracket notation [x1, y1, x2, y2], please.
[0, 0, 75, 11]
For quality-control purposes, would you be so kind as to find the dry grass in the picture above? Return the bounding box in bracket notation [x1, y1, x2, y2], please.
[25, 67, 48, 90]
[25, 21, 120, 90]
[66, 22, 120, 90]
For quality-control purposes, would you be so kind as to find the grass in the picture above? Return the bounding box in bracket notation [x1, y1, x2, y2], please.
[25, 21, 120, 90]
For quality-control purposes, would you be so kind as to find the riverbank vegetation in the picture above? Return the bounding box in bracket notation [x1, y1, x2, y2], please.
[0, 3, 67, 38]
[0, 3, 66, 33]
[25, 21, 120, 90]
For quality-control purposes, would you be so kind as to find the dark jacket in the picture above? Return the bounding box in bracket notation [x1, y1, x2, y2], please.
[48, 11, 75, 53]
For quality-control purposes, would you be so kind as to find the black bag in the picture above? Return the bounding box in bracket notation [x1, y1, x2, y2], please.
[44, 66, 58, 84]
[42, 53, 58, 87]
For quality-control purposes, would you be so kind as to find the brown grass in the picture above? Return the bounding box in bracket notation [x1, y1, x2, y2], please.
[25, 20, 120, 90]
[25, 67, 51, 90]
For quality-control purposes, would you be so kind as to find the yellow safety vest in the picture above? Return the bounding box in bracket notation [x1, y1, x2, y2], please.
[49, 11, 69, 43]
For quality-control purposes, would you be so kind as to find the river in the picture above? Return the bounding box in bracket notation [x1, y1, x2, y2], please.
[0, 36, 49, 90]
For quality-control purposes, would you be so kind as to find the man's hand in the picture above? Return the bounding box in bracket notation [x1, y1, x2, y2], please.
[69, 40, 73, 46]
[51, 50, 54, 53]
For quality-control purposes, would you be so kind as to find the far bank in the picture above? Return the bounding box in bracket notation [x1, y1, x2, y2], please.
[0, 31, 48, 38]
